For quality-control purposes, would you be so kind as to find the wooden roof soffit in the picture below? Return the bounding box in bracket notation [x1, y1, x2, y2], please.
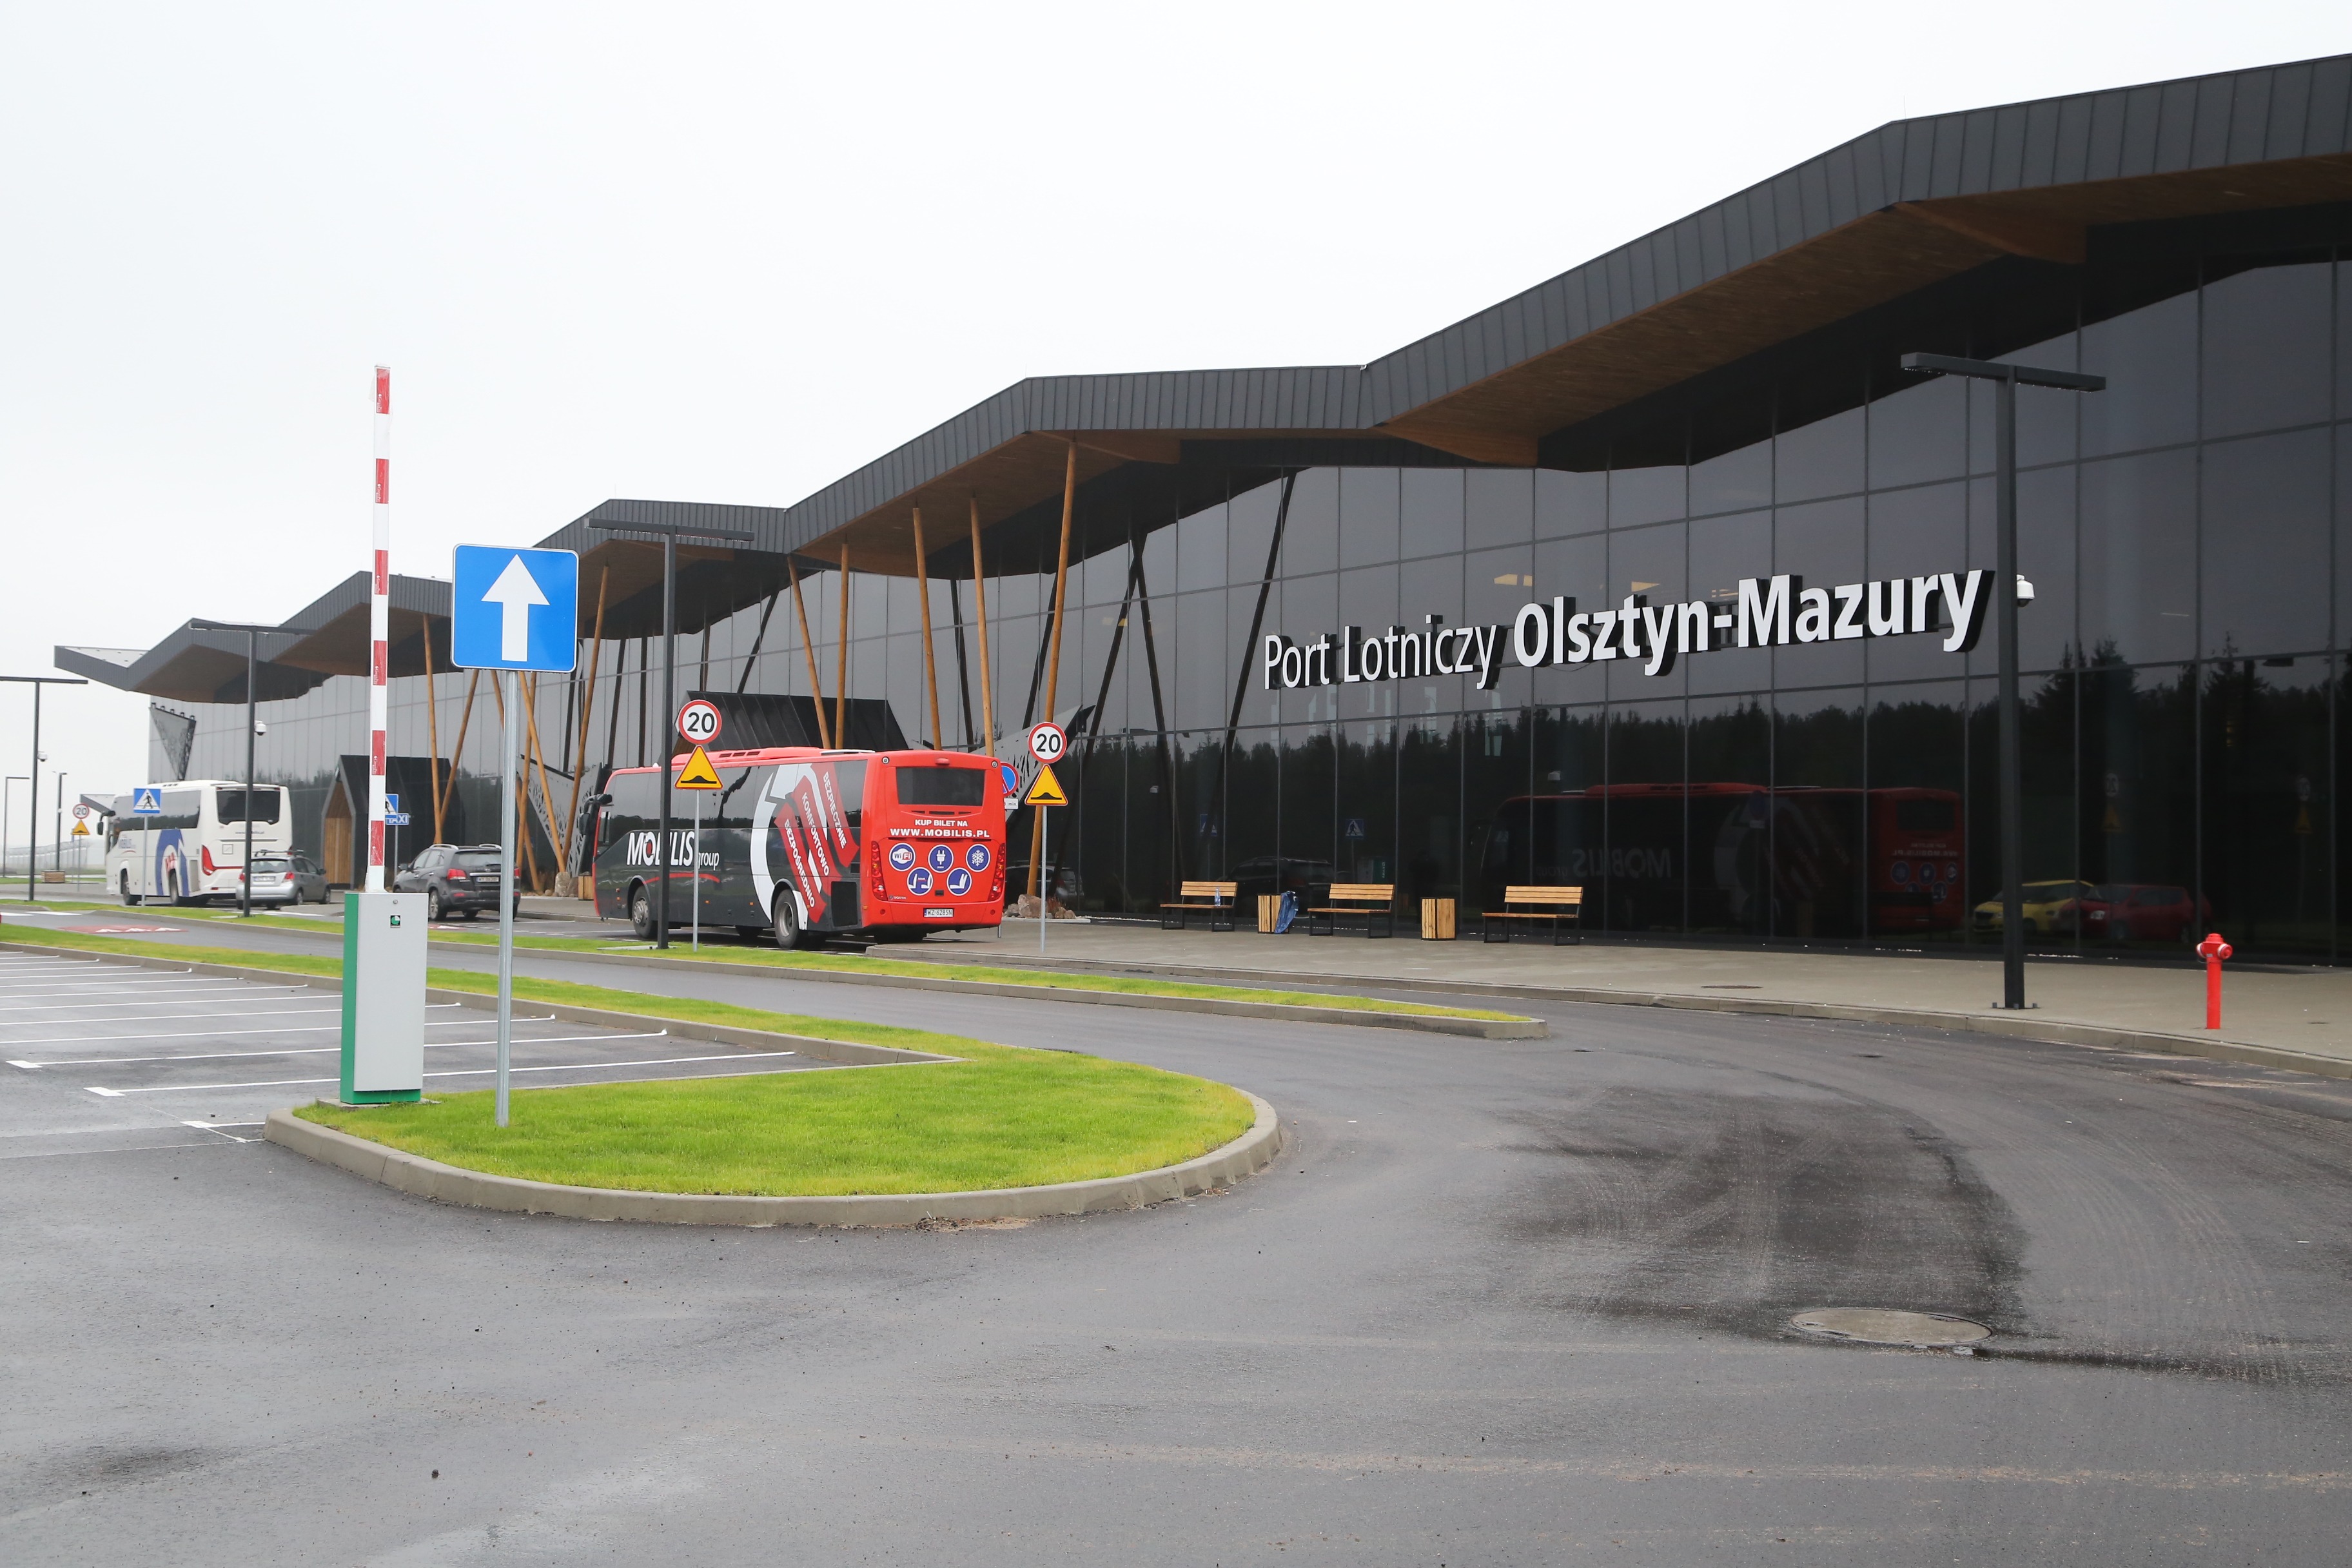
[1893, 201, 2084, 264]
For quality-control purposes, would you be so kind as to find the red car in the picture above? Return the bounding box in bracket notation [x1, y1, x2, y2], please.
[2073, 883, 2209, 944]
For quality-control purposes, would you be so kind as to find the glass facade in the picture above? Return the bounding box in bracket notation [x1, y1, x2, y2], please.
[172, 220, 2352, 960]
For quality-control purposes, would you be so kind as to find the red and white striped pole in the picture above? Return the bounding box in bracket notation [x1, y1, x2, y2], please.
[366, 366, 391, 892]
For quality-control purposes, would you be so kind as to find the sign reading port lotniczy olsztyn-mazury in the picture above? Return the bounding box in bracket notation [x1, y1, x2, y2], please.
[1259, 569, 2012, 692]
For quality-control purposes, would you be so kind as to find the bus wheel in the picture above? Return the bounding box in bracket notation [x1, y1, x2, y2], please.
[120, 872, 140, 907]
[628, 885, 659, 941]
[771, 889, 810, 950]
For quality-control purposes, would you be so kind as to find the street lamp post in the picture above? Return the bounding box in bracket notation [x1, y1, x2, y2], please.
[52, 771, 65, 878]
[1898, 353, 2104, 1010]
[1, 676, 88, 901]
[190, 620, 275, 918]
[586, 520, 754, 950]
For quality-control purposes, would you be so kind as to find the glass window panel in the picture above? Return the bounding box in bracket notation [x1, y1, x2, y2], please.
[1335, 717, 1396, 885]
[1401, 554, 1467, 716]
[1962, 471, 2076, 676]
[1865, 481, 1967, 685]
[1685, 696, 1772, 936]
[1465, 469, 1534, 552]
[1341, 467, 1401, 568]
[1398, 468, 1463, 560]
[1278, 722, 1335, 888]
[1400, 712, 1467, 906]
[1606, 521, 1689, 700]
[1603, 698, 1688, 934]
[2081, 289, 2197, 457]
[2202, 260, 2333, 440]
[1867, 373, 1966, 491]
[1281, 469, 1338, 578]
[1774, 496, 1866, 688]
[1686, 509, 1774, 697]
[1230, 478, 1282, 587]
[1222, 725, 1282, 893]
[2202, 658, 2331, 957]
[1534, 468, 1606, 538]
[1771, 686, 1865, 939]
[1610, 464, 1685, 528]
[1777, 404, 1865, 504]
[1464, 545, 1535, 629]
[1177, 500, 1228, 593]
[1964, 671, 2078, 949]
[1865, 680, 1969, 944]
[2078, 662, 2199, 946]
[1531, 531, 1609, 706]
[2202, 428, 2331, 660]
[1970, 329, 2081, 472]
[2079, 449, 2197, 666]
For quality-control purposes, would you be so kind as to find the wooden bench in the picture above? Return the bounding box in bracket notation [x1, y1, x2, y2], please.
[1161, 879, 1239, 932]
[1307, 882, 1396, 938]
[1483, 885, 1583, 945]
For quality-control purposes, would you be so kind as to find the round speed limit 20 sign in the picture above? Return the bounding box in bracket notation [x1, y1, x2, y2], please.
[1026, 721, 1066, 763]
[677, 698, 723, 747]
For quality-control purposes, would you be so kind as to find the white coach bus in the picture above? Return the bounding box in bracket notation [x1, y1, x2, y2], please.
[103, 781, 291, 905]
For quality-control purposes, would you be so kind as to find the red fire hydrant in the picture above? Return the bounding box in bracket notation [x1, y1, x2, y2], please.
[2196, 932, 2233, 1031]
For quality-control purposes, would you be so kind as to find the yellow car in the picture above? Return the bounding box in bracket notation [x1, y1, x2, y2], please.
[1972, 880, 2097, 936]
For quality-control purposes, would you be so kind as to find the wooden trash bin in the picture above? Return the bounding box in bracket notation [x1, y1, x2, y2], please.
[1420, 897, 1456, 940]
[1257, 894, 1282, 933]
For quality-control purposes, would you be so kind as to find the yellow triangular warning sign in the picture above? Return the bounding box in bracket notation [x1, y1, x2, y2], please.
[72, 819, 91, 836]
[676, 744, 724, 790]
[1023, 762, 1068, 808]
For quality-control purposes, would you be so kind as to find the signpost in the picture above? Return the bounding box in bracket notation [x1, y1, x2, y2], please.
[1023, 720, 1069, 956]
[451, 544, 580, 1126]
[674, 718, 724, 950]
[130, 787, 159, 903]
[673, 701, 725, 951]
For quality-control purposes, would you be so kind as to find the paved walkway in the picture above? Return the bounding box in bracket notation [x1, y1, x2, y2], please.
[921, 918, 2352, 1076]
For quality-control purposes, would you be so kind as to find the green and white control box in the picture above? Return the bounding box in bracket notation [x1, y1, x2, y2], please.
[339, 891, 426, 1103]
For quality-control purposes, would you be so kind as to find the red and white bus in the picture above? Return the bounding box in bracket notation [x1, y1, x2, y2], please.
[589, 747, 1005, 946]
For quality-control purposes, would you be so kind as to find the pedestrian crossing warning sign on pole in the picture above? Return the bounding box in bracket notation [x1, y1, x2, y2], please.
[1023, 763, 1068, 808]
[676, 745, 723, 790]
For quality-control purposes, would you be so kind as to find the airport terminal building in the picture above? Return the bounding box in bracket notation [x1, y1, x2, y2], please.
[62, 54, 2352, 959]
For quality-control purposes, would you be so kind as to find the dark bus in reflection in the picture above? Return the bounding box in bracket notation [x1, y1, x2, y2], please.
[1473, 784, 1963, 938]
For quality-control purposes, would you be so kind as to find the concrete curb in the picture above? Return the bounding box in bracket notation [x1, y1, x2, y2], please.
[0, 940, 945, 1068]
[262, 1092, 1285, 1228]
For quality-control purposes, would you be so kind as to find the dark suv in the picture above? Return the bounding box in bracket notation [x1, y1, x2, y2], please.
[393, 843, 516, 921]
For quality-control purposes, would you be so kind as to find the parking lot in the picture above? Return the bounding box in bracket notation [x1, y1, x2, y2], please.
[0, 950, 826, 1151]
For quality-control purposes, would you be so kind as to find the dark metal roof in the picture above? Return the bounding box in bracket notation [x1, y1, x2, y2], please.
[69, 51, 2352, 680]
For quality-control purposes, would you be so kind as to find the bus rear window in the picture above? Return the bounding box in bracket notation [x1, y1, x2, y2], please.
[216, 788, 282, 825]
[1894, 798, 1955, 833]
[895, 766, 986, 807]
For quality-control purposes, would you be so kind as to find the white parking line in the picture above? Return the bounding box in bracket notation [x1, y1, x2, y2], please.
[19, 1023, 592, 1067]
[0, 1003, 462, 1034]
[1, 1017, 544, 1050]
[0, 983, 310, 1001]
[89, 1047, 794, 1095]
[181, 1121, 265, 1143]
[0, 997, 406, 1018]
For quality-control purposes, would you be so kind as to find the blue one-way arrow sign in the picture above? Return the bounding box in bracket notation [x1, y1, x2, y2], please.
[451, 546, 578, 672]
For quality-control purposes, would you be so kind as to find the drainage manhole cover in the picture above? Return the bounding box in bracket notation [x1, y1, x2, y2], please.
[1789, 1308, 1991, 1346]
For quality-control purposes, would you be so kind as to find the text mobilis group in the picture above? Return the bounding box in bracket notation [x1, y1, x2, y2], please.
[1259, 568, 2012, 692]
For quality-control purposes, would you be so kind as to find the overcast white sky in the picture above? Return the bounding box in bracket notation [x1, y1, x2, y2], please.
[3, 1, 2346, 828]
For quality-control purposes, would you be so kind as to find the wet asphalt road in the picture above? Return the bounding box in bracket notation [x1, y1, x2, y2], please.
[3, 916, 2349, 1564]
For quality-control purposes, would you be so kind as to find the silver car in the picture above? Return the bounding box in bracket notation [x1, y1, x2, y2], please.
[248, 853, 330, 906]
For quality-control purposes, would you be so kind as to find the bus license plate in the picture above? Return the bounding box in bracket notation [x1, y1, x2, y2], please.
[923, 906, 954, 919]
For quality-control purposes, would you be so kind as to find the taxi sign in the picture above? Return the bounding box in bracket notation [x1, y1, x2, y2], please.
[1023, 763, 1068, 808]
[677, 698, 722, 746]
[675, 744, 724, 790]
[1026, 721, 1066, 763]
